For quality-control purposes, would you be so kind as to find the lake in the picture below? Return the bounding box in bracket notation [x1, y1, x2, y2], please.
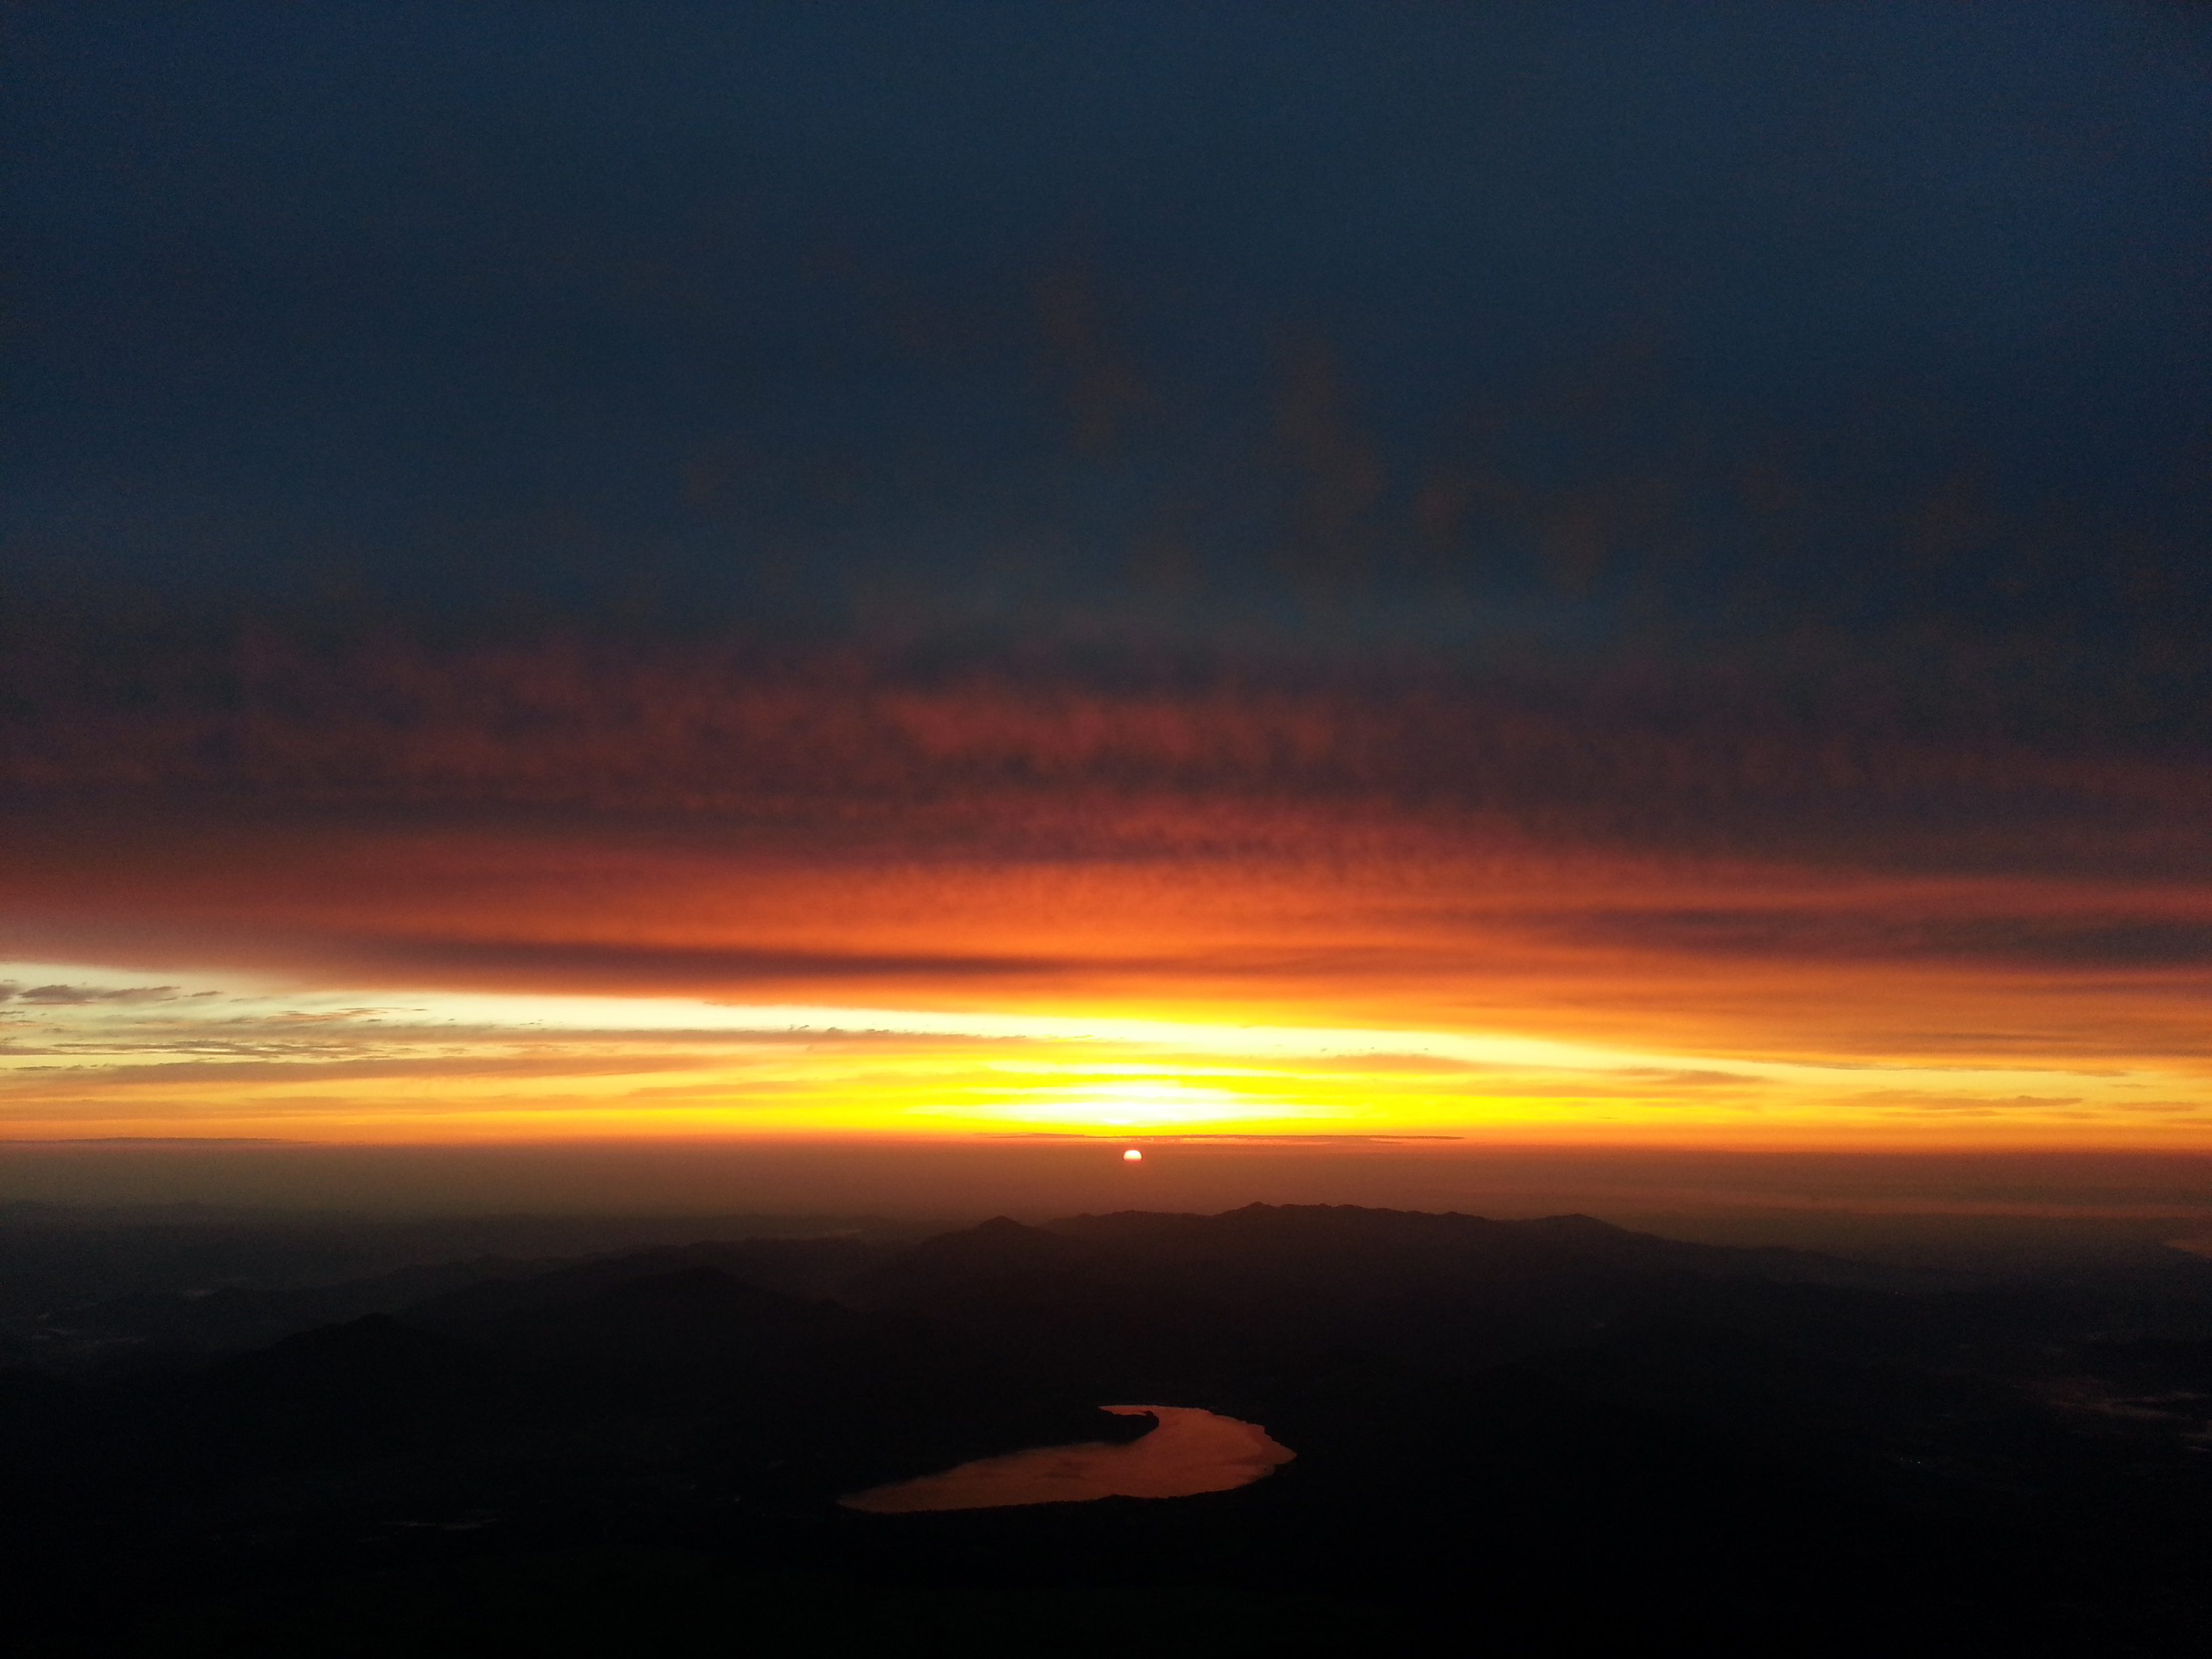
[840, 1405, 1295, 1513]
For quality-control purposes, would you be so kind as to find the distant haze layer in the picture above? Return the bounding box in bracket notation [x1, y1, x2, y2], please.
[5, 1139, 2208, 1266]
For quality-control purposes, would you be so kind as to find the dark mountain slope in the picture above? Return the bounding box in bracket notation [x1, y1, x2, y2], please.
[841, 1204, 1951, 1385]
[7, 1204, 2210, 1656]
[1048, 1202, 1923, 1289]
[8, 1233, 901, 1374]
[405, 1236, 897, 1329]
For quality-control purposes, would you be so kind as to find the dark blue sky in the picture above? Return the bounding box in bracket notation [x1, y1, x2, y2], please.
[6, 2, 2208, 669]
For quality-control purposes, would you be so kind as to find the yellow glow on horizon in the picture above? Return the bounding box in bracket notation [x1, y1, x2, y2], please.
[960, 1078, 1305, 1130]
[1, 960, 2207, 1148]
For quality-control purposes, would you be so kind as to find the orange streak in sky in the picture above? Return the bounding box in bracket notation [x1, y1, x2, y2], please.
[4, 636, 2209, 1147]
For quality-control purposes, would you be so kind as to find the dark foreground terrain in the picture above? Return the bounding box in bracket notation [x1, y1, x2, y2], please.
[7, 1202, 2211, 1656]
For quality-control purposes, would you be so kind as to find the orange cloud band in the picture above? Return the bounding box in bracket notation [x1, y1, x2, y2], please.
[3, 627, 2207, 1146]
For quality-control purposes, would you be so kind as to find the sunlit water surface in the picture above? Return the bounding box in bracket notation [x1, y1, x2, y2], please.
[840, 1406, 1294, 1513]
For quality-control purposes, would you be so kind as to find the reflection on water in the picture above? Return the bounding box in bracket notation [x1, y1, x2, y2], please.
[840, 1406, 1294, 1513]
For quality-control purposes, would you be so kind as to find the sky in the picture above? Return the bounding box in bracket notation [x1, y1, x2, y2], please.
[4, 3, 2211, 1172]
